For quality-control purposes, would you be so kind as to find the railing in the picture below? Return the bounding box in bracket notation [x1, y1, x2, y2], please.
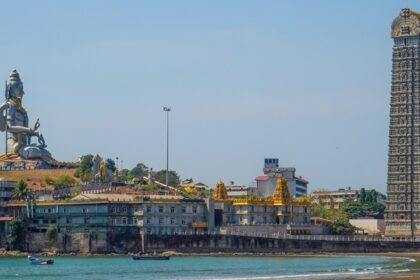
[216, 228, 420, 242]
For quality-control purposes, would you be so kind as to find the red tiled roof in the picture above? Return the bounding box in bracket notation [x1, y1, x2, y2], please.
[255, 175, 269, 181]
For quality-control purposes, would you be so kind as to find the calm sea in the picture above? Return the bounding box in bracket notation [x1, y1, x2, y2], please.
[0, 255, 417, 280]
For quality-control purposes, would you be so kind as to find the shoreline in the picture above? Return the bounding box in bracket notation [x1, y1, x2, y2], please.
[2, 249, 420, 258]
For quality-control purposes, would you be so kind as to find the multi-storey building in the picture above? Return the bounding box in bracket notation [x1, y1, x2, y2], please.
[0, 179, 15, 216]
[256, 158, 308, 197]
[311, 187, 360, 210]
[8, 198, 209, 235]
[386, 8, 420, 238]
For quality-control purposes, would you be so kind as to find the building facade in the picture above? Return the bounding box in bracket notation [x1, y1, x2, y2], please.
[386, 8, 420, 238]
[256, 158, 308, 197]
[0, 179, 15, 216]
[311, 187, 360, 210]
[8, 198, 209, 236]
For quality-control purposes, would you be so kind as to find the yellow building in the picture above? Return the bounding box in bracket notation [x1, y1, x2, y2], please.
[211, 177, 310, 233]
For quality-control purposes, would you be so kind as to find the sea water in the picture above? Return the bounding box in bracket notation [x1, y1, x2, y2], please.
[0, 255, 416, 280]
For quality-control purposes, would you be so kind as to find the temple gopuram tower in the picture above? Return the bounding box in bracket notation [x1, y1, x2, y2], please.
[386, 8, 420, 238]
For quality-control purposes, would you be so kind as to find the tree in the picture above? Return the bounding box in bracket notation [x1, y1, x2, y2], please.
[14, 180, 28, 200]
[340, 198, 366, 219]
[7, 217, 26, 250]
[131, 163, 148, 178]
[74, 154, 94, 181]
[154, 170, 180, 186]
[120, 169, 134, 181]
[331, 217, 355, 235]
[360, 188, 366, 203]
[105, 158, 117, 172]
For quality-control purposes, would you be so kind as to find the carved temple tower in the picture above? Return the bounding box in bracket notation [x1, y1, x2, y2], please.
[386, 8, 420, 238]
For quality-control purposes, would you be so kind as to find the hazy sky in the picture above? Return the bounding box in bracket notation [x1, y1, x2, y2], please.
[0, 1, 418, 192]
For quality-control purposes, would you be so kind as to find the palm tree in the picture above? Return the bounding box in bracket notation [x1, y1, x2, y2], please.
[14, 180, 33, 218]
[14, 180, 28, 200]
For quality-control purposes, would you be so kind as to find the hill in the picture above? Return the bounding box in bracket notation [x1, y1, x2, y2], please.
[0, 169, 79, 190]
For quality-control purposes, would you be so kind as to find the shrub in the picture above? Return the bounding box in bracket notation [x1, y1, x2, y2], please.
[46, 227, 57, 240]
[7, 217, 26, 250]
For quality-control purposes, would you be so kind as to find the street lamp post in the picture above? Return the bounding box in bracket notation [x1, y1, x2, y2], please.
[163, 107, 171, 187]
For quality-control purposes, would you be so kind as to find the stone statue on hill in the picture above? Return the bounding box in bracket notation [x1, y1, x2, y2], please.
[0, 70, 53, 161]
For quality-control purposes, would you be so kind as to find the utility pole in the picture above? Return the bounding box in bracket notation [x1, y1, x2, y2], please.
[163, 107, 171, 187]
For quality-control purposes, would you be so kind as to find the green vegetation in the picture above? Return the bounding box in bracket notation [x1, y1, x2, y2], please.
[7, 217, 26, 250]
[105, 158, 117, 172]
[70, 186, 82, 197]
[340, 189, 386, 219]
[74, 154, 94, 181]
[14, 180, 28, 199]
[310, 202, 355, 235]
[154, 170, 180, 186]
[130, 163, 148, 178]
[330, 217, 356, 235]
[143, 183, 161, 192]
[45, 175, 77, 187]
[46, 226, 57, 240]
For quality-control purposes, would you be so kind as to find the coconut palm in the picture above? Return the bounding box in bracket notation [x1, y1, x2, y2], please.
[14, 180, 28, 200]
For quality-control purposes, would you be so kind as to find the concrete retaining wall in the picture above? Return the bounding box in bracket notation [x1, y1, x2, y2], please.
[22, 233, 420, 254]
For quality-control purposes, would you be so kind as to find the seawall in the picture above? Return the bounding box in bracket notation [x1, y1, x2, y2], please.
[21, 233, 420, 254]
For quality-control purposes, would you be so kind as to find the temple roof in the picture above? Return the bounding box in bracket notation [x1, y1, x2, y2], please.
[391, 8, 420, 38]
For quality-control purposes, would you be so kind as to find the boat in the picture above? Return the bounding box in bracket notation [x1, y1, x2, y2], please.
[132, 255, 170, 260]
[28, 256, 54, 265]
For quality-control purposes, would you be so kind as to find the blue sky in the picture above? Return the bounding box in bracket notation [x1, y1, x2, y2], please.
[0, 1, 418, 192]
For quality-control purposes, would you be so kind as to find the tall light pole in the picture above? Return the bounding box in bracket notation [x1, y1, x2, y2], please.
[163, 107, 171, 187]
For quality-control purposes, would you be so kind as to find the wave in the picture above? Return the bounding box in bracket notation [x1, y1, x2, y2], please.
[198, 270, 378, 280]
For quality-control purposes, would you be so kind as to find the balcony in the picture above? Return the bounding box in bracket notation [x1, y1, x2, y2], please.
[191, 222, 208, 228]
[134, 210, 144, 216]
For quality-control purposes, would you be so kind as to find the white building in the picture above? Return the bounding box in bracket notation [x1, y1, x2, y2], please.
[225, 181, 258, 198]
[255, 158, 308, 197]
[311, 187, 360, 209]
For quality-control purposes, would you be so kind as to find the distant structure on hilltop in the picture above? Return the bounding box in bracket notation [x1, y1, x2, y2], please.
[386, 8, 420, 238]
[0, 70, 77, 170]
[255, 158, 308, 198]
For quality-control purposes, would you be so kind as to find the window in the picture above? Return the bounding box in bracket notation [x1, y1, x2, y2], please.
[146, 206, 152, 213]
[181, 206, 186, 213]
[158, 206, 164, 213]
[133, 218, 137, 225]
[122, 217, 127, 225]
[122, 207, 127, 213]
[47, 208, 52, 213]
[146, 218, 151, 224]
[170, 206, 175, 213]
[112, 207, 117, 213]
[82, 208, 88, 213]
[192, 206, 197, 214]
[159, 217, 163, 224]
[170, 218, 175, 224]
[181, 219, 186, 225]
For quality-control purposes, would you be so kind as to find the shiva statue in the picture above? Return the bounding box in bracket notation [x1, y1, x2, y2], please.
[0, 70, 53, 161]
